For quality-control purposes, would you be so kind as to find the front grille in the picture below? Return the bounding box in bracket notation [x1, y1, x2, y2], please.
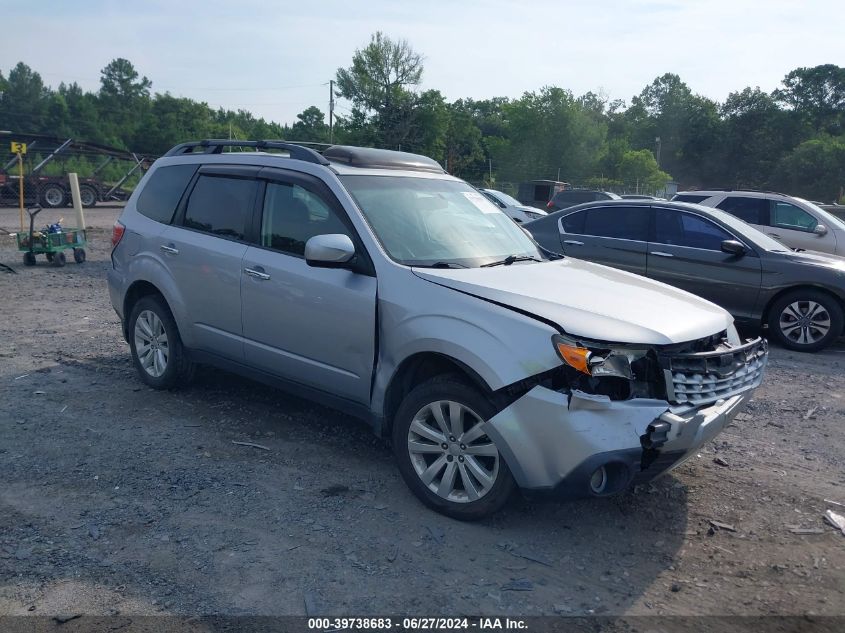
[661, 337, 768, 407]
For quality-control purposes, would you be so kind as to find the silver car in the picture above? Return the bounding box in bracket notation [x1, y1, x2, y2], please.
[480, 188, 548, 223]
[673, 189, 845, 256]
[108, 140, 767, 520]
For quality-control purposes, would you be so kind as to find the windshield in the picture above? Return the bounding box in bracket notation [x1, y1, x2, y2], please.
[795, 198, 845, 232]
[484, 189, 522, 207]
[692, 204, 791, 252]
[340, 175, 546, 267]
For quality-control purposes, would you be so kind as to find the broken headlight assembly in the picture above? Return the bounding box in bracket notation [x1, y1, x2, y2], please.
[552, 334, 662, 400]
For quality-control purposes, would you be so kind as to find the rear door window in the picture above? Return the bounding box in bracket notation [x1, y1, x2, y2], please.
[582, 206, 649, 241]
[136, 164, 198, 223]
[182, 175, 257, 241]
[716, 196, 767, 224]
[653, 209, 733, 250]
[770, 201, 818, 232]
[560, 210, 586, 234]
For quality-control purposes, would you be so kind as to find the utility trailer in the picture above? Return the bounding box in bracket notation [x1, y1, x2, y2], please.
[0, 133, 151, 209]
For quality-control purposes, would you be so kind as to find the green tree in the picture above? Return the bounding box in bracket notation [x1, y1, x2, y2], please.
[771, 136, 845, 202]
[775, 64, 845, 134]
[98, 58, 152, 147]
[618, 149, 671, 193]
[0, 62, 51, 133]
[290, 106, 329, 142]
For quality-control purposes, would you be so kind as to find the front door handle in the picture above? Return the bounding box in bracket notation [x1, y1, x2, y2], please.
[244, 267, 271, 280]
[768, 233, 782, 239]
[160, 244, 179, 255]
[563, 240, 584, 246]
[650, 251, 674, 258]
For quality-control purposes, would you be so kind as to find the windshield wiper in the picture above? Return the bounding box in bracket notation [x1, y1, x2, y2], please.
[414, 261, 468, 269]
[480, 255, 542, 268]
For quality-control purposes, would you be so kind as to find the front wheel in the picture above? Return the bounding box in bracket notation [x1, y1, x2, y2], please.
[392, 376, 515, 520]
[768, 290, 844, 352]
[40, 184, 66, 209]
[128, 295, 194, 389]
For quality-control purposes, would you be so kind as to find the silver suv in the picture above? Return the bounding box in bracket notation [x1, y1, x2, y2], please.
[673, 189, 845, 256]
[108, 140, 768, 520]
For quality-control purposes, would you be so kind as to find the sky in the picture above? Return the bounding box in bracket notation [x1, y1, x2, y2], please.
[1, 0, 842, 126]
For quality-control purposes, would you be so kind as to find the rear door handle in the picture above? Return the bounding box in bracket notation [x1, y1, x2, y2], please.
[160, 245, 179, 255]
[244, 267, 271, 280]
[563, 240, 584, 246]
[650, 251, 674, 258]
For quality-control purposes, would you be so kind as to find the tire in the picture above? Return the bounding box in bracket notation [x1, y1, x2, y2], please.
[128, 295, 194, 389]
[40, 184, 66, 209]
[45, 252, 54, 263]
[768, 289, 844, 352]
[51, 251, 66, 267]
[73, 248, 86, 264]
[23, 252, 36, 266]
[392, 375, 516, 520]
[79, 186, 98, 208]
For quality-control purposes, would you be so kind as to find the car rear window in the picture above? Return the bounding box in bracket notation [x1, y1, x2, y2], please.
[672, 193, 709, 203]
[136, 164, 198, 224]
[183, 175, 257, 241]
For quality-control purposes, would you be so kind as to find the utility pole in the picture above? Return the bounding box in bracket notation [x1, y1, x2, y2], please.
[655, 136, 662, 168]
[488, 158, 493, 182]
[329, 80, 334, 144]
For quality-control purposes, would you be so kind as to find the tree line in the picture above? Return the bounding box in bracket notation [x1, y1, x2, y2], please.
[1, 33, 843, 201]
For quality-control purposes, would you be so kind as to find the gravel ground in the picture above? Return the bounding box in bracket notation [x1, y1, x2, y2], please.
[1, 207, 844, 618]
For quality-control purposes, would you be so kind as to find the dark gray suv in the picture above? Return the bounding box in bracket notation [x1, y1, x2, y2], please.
[526, 199, 845, 352]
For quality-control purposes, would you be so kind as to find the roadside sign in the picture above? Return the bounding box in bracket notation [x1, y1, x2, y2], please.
[11, 141, 27, 154]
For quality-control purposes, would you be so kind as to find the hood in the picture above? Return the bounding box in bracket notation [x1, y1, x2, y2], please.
[779, 249, 845, 271]
[519, 205, 546, 215]
[412, 259, 733, 345]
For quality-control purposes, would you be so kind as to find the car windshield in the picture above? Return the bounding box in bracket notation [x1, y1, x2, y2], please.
[485, 189, 522, 207]
[691, 204, 790, 252]
[795, 198, 845, 232]
[340, 175, 546, 267]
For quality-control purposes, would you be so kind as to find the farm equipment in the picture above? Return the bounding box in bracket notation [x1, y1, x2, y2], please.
[16, 206, 87, 267]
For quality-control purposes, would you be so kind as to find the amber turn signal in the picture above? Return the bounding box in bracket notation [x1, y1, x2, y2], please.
[555, 341, 591, 375]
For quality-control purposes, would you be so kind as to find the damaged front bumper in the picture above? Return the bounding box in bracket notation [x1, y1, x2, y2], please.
[483, 384, 755, 498]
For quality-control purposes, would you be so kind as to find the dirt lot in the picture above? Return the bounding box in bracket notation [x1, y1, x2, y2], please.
[1, 207, 844, 618]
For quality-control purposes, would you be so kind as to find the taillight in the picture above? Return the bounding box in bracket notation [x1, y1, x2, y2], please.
[111, 221, 125, 248]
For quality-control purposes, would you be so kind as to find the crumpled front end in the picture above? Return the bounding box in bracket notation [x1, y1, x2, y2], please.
[483, 335, 768, 497]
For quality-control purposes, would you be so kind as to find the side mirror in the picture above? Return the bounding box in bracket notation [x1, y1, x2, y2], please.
[814, 224, 828, 236]
[305, 234, 355, 268]
[721, 239, 747, 256]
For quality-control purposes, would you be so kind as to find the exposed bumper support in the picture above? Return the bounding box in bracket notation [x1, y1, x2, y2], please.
[484, 386, 754, 496]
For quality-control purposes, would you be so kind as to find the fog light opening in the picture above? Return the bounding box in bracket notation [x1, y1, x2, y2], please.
[589, 466, 608, 494]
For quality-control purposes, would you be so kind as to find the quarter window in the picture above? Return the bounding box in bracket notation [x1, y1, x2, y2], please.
[653, 209, 733, 250]
[716, 196, 767, 224]
[183, 175, 256, 240]
[770, 201, 817, 232]
[582, 206, 649, 241]
[261, 182, 351, 256]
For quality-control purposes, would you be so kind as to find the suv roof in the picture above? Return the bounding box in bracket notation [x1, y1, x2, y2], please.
[163, 139, 446, 175]
[677, 189, 791, 199]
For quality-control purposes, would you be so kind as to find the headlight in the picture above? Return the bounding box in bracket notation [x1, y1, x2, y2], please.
[552, 334, 648, 380]
[727, 323, 741, 345]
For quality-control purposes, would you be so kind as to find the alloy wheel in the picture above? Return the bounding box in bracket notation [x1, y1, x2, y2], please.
[134, 309, 169, 377]
[778, 300, 831, 346]
[406, 400, 500, 503]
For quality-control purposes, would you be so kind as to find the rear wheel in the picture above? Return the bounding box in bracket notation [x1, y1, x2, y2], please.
[79, 185, 98, 208]
[768, 290, 843, 352]
[392, 376, 515, 520]
[128, 295, 194, 389]
[51, 251, 66, 267]
[73, 248, 86, 264]
[40, 184, 66, 209]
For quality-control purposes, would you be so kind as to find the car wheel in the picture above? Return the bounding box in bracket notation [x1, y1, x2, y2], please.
[40, 184, 66, 208]
[79, 185, 97, 208]
[768, 290, 844, 352]
[128, 295, 194, 389]
[51, 251, 66, 267]
[392, 375, 515, 520]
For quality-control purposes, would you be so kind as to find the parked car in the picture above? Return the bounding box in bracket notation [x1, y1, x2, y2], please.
[109, 141, 766, 519]
[516, 179, 570, 209]
[525, 199, 845, 352]
[672, 189, 845, 256]
[480, 188, 548, 223]
[547, 189, 621, 211]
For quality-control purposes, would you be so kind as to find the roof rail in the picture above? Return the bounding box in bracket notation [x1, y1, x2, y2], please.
[163, 139, 330, 165]
[693, 187, 789, 196]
